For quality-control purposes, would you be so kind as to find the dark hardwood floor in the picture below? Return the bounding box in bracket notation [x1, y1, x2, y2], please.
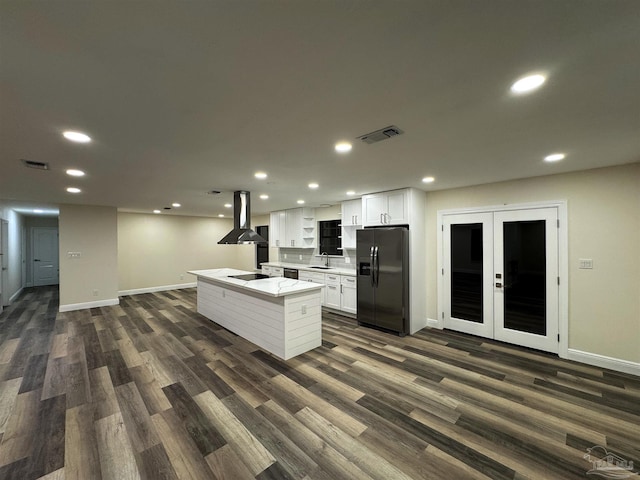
[0, 286, 638, 479]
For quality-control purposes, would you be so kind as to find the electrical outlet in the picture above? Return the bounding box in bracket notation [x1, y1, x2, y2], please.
[301, 304, 307, 315]
[284, 253, 287, 259]
[180, 274, 184, 280]
[67, 251, 81, 258]
[345, 257, 351, 264]
[299, 254, 302, 260]
[92, 289, 98, 296]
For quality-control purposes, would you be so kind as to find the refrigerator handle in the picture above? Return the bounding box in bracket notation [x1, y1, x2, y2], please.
[374, 245, 380, 287]
[369, 246, 375, 286]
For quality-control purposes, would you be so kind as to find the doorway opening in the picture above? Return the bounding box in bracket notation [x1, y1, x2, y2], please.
[438, 203, 567, 355]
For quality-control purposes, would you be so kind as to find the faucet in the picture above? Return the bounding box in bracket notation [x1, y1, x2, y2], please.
[321, 251, 329, 267]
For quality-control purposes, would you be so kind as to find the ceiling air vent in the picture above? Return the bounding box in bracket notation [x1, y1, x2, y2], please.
[357, 125, 404, 144]
[22, 159, 49, 170]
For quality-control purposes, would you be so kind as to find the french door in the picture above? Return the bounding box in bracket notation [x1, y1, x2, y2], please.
[443, 207, 559, 353]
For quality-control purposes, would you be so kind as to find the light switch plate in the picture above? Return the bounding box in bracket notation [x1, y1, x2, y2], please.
[345, 257, 351, 264]
[579, 258, 593, 269]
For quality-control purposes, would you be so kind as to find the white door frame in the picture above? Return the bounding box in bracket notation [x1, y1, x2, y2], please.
[0, 219, 7, 310]
[437, 201, 568, 359]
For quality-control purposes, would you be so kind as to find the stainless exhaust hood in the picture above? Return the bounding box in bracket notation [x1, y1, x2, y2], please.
[218, 191, 267, 244]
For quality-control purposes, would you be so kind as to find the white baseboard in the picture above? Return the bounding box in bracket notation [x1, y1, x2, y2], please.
[567, 349, 640, 376]
[118, 282, 197, 297]
[9, 287, 24, 304]
[59, 298, 120, 313]
[426, 317, 441, 328]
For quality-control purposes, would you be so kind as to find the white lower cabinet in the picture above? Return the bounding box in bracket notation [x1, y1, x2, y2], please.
[262, 266, 283, 277]
[299, 271, 326, 305]
[298, 271, 357, 314]
[324, 274, 341, 310]
[340, 275, 357, 314]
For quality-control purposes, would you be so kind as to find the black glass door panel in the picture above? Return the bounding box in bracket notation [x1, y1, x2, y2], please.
[503, 220, 546, 335]
[450, 223, 483, 323]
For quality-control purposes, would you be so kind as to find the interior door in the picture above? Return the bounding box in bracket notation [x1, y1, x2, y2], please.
[33, 227, 59, 286]
[494, 208, 558, 352]
[443, 208, 559, 353]
[443, 213, 494, 337]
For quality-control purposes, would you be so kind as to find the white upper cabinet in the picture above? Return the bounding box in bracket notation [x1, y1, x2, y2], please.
[341, 198, 362, 250]
[362, 189, 409, 226]
[341, 198, 362, 226]
[269, 210, 286, 247]
[271, 208, 315, 248]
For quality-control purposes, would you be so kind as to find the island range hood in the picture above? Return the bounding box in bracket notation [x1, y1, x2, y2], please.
[218, 190, 267, 244]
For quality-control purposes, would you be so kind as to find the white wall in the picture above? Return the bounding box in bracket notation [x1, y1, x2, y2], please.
[425, 163, 640, 364]
[0, 203, 25, 303]
[59, 204, 118, 310]
[118, 212, 258, 292]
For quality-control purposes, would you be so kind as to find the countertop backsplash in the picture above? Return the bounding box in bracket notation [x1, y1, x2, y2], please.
[278, 248, 357, 271]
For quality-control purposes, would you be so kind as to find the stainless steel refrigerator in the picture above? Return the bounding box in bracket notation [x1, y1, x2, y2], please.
[356, 227, 409, 336]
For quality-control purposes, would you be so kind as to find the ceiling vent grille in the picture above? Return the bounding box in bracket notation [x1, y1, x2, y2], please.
[357, 125, 404, 144]
[22, 159, 49, 170]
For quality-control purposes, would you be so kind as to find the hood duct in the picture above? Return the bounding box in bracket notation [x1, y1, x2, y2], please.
[218, 191, 267, 244]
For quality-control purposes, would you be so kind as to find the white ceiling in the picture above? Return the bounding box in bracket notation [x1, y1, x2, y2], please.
[1, 1, 639, 217]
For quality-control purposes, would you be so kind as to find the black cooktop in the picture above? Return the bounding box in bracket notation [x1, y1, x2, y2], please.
[228, 273, 270, 281]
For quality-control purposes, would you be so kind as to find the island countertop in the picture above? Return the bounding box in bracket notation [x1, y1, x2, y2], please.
[188, 268, 324, 297]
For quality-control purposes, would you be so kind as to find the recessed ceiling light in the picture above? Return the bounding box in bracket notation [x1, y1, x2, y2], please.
[346, 190, 356, 196]
[63, 131, 91, 143]
[218, 214, 225, 218]
[308, 183, 319, 189]
[297, 200, 305, 204]
[66, 169, 85, 177]
[335, 142, 352, 153]
[544, 153, 565, 162]
[172, 203, 181, 207]
[224, 203, 232, 208]
[422, 176, 435, 183]
[66, 187, 81, 193]
[259, 194, 269, 200]
[33, 209, 44, 213]
[254, 172, 267, 179]
[510, 74, 546, 94]
[153, 210, 161, 214]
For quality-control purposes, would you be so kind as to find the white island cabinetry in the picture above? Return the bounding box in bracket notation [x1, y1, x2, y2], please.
[189, 269, 323, 360]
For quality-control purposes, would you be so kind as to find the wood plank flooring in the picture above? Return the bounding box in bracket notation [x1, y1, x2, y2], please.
[0, 286, 638, 479]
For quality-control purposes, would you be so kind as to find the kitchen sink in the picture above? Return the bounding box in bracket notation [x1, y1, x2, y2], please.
[309, 266, 331, 270]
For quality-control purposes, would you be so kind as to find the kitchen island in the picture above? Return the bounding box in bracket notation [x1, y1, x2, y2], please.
[188, 268, 324, 360]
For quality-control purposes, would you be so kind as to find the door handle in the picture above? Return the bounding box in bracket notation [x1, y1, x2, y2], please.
[34, 259, 41, 262]
[373, 245, 379, 287]
[496, 282, 502, 288]
[370, 246, 375, 287]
